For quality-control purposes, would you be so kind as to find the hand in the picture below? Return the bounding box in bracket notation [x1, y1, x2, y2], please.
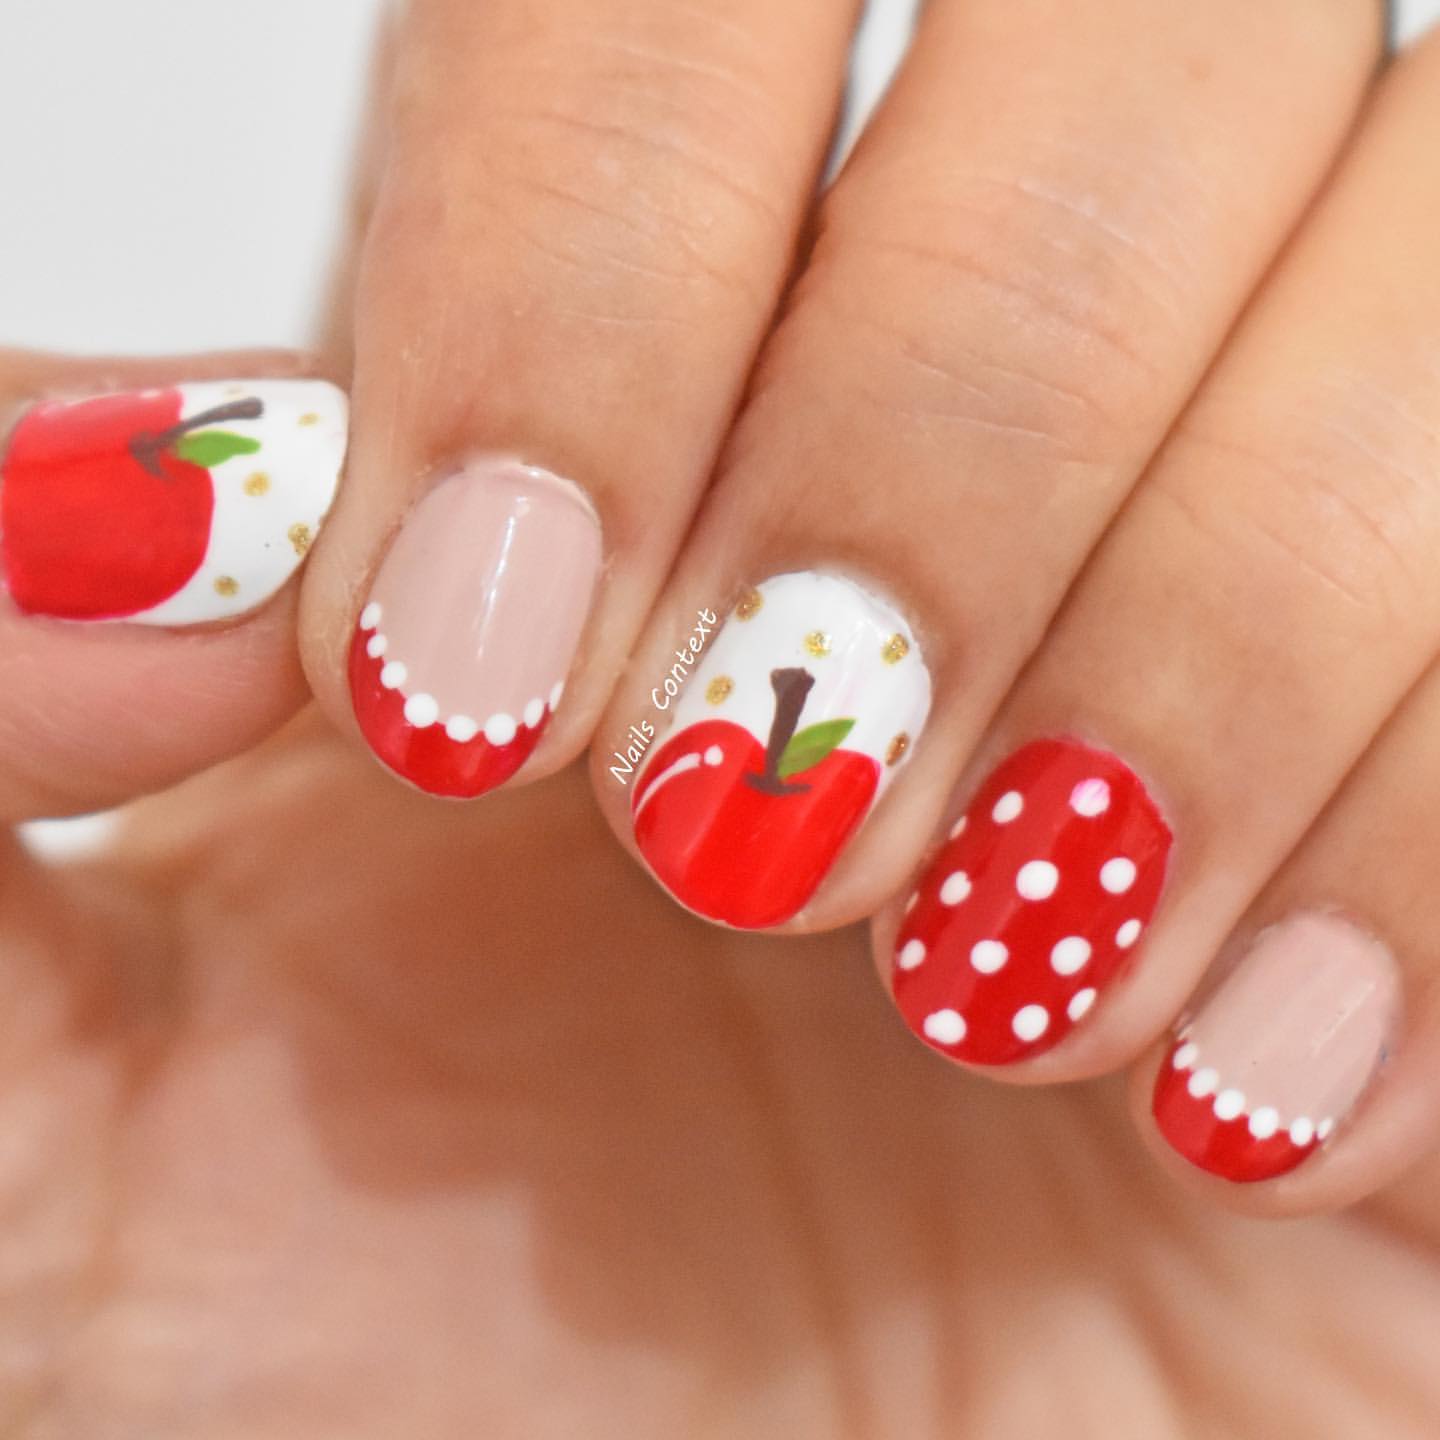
[3, 720, 1436, 1434]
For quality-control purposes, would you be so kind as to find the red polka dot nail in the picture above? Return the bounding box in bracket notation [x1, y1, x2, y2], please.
[892, 738, 1172, 1065]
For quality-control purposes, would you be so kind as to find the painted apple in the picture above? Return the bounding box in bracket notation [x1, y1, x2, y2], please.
[0, 388, 261, 620]
[632, 667, 881, 929]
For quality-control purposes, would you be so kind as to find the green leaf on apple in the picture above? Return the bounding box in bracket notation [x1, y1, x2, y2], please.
[172, 430, 261, 468]
[777, 718, 855, 779]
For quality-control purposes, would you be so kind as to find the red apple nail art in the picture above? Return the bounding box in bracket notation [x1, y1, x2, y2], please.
[0, 380, 346, 624]
[632, 571, 931, 930]
[892, 738, 1171, 1064]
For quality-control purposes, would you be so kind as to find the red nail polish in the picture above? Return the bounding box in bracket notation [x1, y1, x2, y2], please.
[348, 462, 601, 799]
[632, 572, 931, 929]
[892, 738, 1171, 1064]
[1151, 914, 1398, 1183]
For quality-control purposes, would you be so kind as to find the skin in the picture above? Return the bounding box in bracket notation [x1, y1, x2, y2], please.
[4, 0, 1440, 1429]
[1, 729, 1438, 1436]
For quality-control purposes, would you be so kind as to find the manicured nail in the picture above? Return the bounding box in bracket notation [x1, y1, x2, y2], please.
[350, 460, 601, 798]
[892, 738, 1171, 1065]
[632, 571, 930, 929]
[0, 379, 347, 624]
[1153, 913, 1399, 1183]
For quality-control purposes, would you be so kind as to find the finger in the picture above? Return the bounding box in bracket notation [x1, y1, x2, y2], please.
[886, 24, 1440, 1073]
[0, 349, 347, 819]
[300, 0, 861, 799]
[1141, 653, 1440, 1211]
[596, 0, 1380, 929]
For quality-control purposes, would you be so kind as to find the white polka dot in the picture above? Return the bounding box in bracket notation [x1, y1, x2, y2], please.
[549, 681, 565, 709]
[1067, 988, 1096, 1022]
[484, 712, 518, 746]
[703, 745, 724, 766]
[523, 697, 545, 728]
[403, 692, 439, 728]
[948, 815, 968, 839]
[1172, 1041, 1199, 1070]
[445, 715, 479, 743]
[1016, 860, 1059, 901]
[1100, 857, 1137, 894]
[1116, 919, 1142, 949]
[1289, 1117, 1315, 1147]
[1188, 1067, 1219, 1099]
[366, 632, 388, 659]
[1316, 1118, 1334, 1141]
[923, 1009, 966, 1045]
[1214, 1088, 1246, 1122]
[1070, 778, 1111, 817]
[897, 938, 926, 971]
[1248, 1106, 1280, 1141]
[940, 871, 972, 905]
[1012, 1004, 1050, 1042]
[970, 940, 1008, 974]
[992, 791, 1024, 824]
[359, 601, 382, 631]
[1050, 936, 1091, 975]
[379, 660, 407, 690]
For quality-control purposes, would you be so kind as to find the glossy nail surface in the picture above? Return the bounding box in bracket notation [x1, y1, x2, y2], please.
[632, 571, 930, 929]
[1153, 913, 1399, 1183]
[350, 460, 601, 798]
[0, 379, 347, 624]
[893, 738, 1171, 1065]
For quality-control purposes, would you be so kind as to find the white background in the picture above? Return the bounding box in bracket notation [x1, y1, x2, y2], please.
[3, 0, 1436, 357]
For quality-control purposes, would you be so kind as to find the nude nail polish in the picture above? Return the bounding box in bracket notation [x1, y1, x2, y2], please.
[1153, 913, 1400, 1183]
[349, 460, 601, 798]
[631, 571, 931, 929]
[0, 379, 347, 624]
[892, 738, 1172, 1064]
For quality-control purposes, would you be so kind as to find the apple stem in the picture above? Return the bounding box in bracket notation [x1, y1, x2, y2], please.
[745, 667, 815, 796]
[129, 397, 264, 478]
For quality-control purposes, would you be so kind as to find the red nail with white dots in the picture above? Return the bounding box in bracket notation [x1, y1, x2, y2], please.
[892, 738, 1172, 1065]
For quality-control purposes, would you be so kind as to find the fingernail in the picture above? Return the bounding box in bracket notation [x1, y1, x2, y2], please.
[0, 379, 347, 624]
[1153, 913, 1399, 1183]
[632, 571, 931, 929]
[892, 738, 1171, 1064]
[350, 459, 601, 798]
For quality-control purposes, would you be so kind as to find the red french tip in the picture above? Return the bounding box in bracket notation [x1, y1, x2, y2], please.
[892, 737, 1171, 1065]
[1152, 1042, 1319, 1183]
[348, 621, 547, 798]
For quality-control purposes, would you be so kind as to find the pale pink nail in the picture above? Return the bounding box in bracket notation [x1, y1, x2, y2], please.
[1154, 913, 1400, 1182]
[349, 460, 601, 797]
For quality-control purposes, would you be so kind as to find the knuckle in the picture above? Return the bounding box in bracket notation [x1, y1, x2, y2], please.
[800, 162, 1189, 470]
[1168, 371, 1440, 629]
[469, 35, 793, 315]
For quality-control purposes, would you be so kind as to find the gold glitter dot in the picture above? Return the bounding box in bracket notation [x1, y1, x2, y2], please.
[734, 587, 763, 621]
[705, 676, 734, 704]
[804, 630, 831, 658]
[223, 384, 247, 398]
[287, 522, 313, 557]
[213, 576, 239, 597]
[886, 732, 910, 766]
[298, 412, 320, 426]
[243, 471, 271, 496]
[882, 633, 909, 665]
